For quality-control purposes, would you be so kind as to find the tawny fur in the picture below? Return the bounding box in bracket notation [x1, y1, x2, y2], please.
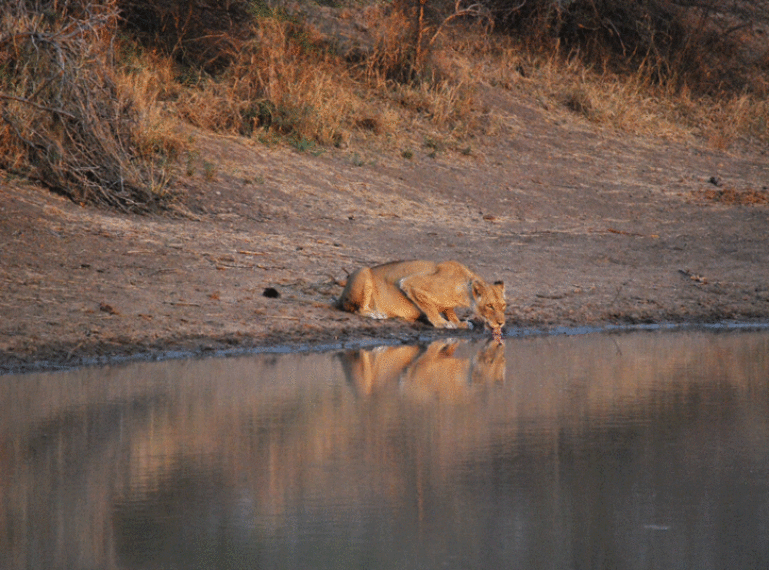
[338, 260, 506, 332]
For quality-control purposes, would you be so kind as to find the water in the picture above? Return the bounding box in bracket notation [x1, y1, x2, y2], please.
[1, 329, 768, 570]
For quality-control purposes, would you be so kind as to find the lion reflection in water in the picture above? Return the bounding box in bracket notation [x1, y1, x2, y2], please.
[339, 339, 506, 399]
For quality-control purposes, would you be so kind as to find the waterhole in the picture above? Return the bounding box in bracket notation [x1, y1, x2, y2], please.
[1, 329, 768, 569]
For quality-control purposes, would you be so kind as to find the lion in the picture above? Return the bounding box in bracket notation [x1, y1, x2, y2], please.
[337, 260, 506, 333]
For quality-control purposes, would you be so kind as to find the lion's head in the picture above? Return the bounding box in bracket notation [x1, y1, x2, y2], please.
[471, 280, 506, 333]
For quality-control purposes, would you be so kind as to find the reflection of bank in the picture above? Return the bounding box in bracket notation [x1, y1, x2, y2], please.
[339, 339, 506, 399]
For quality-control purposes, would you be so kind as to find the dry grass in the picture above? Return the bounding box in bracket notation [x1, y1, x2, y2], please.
[140, 0, 768, 152]
[166, 17, 364, 147]
[149, 3, 492, 147]
[481, 38, 769, 147]
[1, 0, 767, 211]
[695, 186, 769, 206]
[114, 45, 187, 161]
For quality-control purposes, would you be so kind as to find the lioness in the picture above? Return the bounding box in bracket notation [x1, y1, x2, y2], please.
[338, 260, 506, 333]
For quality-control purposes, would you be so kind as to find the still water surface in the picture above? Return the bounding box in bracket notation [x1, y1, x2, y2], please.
[2, 329, 769, 570]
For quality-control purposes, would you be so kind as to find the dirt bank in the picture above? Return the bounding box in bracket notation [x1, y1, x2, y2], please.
[1, 92, 768, 374]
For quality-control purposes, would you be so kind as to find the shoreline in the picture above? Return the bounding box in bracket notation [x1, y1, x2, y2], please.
[4, 319, 768, 376]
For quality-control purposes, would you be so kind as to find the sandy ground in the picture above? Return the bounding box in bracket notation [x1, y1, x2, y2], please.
[1, 91, 768, 374]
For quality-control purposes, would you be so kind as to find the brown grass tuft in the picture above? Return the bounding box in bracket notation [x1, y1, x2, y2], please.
[695, 186, 769, 206]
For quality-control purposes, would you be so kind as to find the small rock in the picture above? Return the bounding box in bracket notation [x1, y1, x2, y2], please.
[263, 287, 280, 299]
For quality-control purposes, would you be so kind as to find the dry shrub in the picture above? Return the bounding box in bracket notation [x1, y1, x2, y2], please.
[565, 63, 769, 147]
[0, 0, 171, 211]
[357, 0, 492, 82]
[477, 26, 768, 148]
[113, 0, 769, 151]
[114, 43, 188, 161]
[351, 2, 493, 137]
[487, 0, 769, 96]
[116, 1, 494, 151]
[174, 16, 359, 146]
[389, 75, 482, 136]
[117, 0, 257, 72]
[551, 60, 687, 137]
[689, 92, 769, 149]
[358, 5, 417, 83]
[116, 1, 367, 147]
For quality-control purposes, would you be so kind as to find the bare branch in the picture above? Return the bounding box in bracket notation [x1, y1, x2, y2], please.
[428, 0, 494, 48]
[0, 93, 78, 120]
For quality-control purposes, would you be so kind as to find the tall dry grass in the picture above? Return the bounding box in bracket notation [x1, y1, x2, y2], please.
[116, 0, 769, 152]
[487, 0, 769, 93]
[172, 17, 362, 147]
[156, 2, 492, 147]
[481, 34, 769, 147]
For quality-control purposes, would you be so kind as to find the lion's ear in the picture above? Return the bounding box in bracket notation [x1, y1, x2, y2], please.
[493, 280, 505, 298]
[472, 280, 484, 299]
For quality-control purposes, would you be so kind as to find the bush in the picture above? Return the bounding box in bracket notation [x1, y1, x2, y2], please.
[117, 0, 260, 72]
[168, 14, 360, 145]
[0, 0, 170, 211]
[486, 0, 769, 94]
[359, 0, 493, 82]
